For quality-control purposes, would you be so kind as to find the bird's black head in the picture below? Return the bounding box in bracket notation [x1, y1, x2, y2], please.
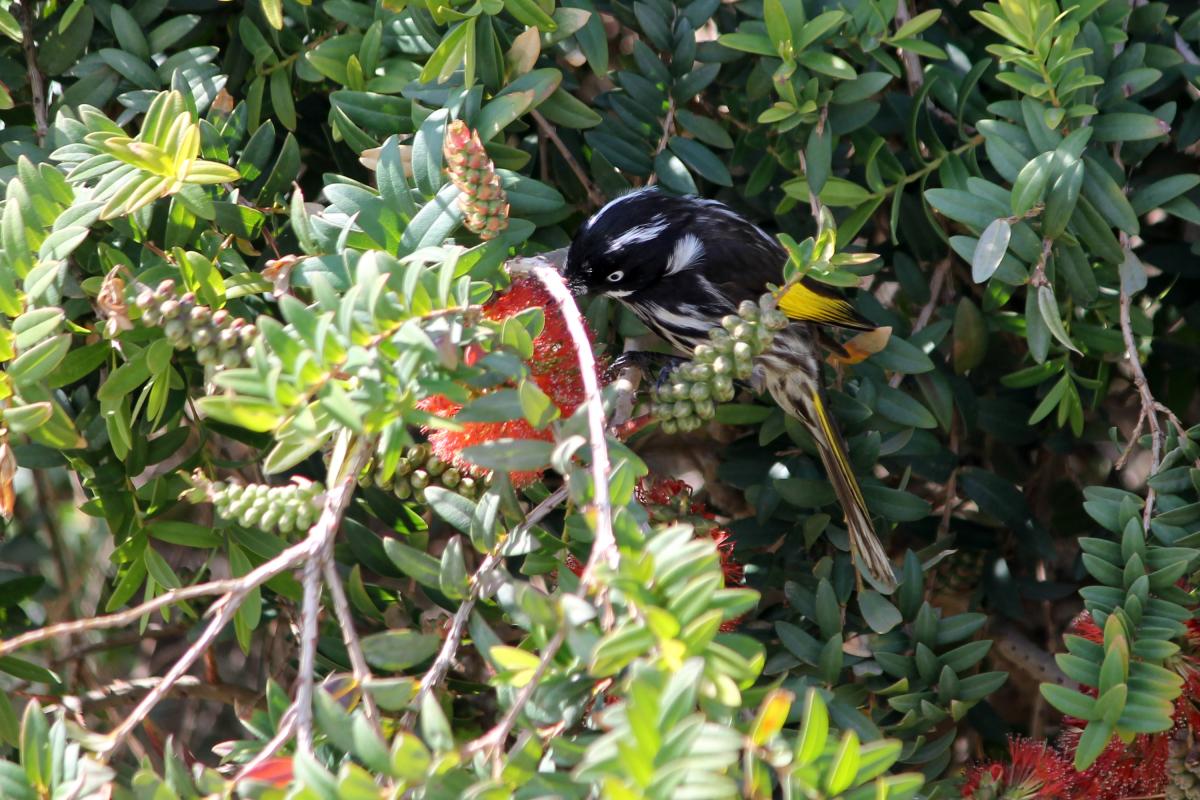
[564, 188, 704, 299]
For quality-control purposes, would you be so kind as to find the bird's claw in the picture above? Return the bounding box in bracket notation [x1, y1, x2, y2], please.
[605, 351, 685, 384]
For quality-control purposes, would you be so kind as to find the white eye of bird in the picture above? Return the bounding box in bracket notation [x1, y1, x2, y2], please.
[606, 271, 624, 282]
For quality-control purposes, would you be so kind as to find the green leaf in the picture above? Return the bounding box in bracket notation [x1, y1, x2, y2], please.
[823, 730, 860, 795]
[361, 630, 441, 671]
[461, 439, 553, 472]
[425, 487, 475, 533]
[874, 385, 937, 428]
[795, 688, 829, 766]
[668, 136, 732, 186]
[718, 32, 776, 56]
[1037, 285, 1080, 354]
[858, 590, 903, 633]
[9, 334, 71, 387]
[892, 9, 941, 40]
[1091, 113, 1169, 142]
[972, 219, 1010, 283]
[382, 539, 441, 588]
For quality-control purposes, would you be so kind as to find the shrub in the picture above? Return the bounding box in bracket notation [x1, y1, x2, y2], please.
[0, 0, 1198, 796]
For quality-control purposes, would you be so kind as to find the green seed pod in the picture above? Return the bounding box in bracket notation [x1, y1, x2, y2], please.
[733, 341, 753, 363]
[259, 507, 280, 531]
[694, 344, 715, 363]
[192, 327, 213, 348]
[221, 350, 242, 369]
[678, 416, 702, 432]
[374, 471, 393, 489]
[426, 456, 447, 477]
[218, 327, 240, 349]
[141, 309, 161, 327]
[160, 299, 181, 320]
[278, 515, 294, 535]
[395, 458, 413, 477]
[238, 508, 261, 527]
[163, 319, 188, 344]
[136, 289, 156, 310]
[732, 323, 753, 343]
[737, 300, 759, 321]
[156, 280, 176, 300]
[712, 356, 733, 376]
[442, 468, 461, 488]
[410, 469, 429, 490]
[189, 306, 211, 326]
[691, 363, 713, 381]
[721, 315, 740, 333]
[672, 400, 693, 419]
[694, 398, 715, 419]
[689, 382, 710, 401]
[764, 310, 788, 329]
[672, 382, 689, 400]
[710, 328, 731, 343]
[393, 479, 412, 500]
[660, 418, 678, 434]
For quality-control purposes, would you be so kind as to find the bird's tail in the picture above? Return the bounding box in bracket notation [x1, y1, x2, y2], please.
[797, 387, 897, 591]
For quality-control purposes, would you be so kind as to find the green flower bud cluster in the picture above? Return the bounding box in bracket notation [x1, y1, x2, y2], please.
[1167, 732, 1200, 800]
[134, 279, 257, 370]
[651, 294, 788, 434]
[359, 443, 490, 501]
[187, 472, 324, 534]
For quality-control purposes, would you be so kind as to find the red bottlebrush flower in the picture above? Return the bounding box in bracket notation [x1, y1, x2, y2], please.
[630, 476, 747, 630]
[1056, 725, 1171, 800]
[420, 276, 602, 488]
[1052, 609, 1200, 799]
[961, 737, 1074, 799]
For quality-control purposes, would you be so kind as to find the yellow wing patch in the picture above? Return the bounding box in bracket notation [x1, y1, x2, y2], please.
[777, 282, 873, 330]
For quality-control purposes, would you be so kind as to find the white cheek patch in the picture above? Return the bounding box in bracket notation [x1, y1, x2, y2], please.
[606, 216, 669, 253]
[607, 289, 634, 298]
[665, 233, 705, 275]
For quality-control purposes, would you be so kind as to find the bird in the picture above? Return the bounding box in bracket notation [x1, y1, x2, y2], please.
[563, 188, 896, 590]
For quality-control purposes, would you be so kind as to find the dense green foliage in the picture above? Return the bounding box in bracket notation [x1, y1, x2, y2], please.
[1, 0, 1200, 796]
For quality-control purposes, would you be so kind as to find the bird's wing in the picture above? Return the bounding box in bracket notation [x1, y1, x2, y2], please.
[776, 278, 876, 331]
[690, 204, 875, 331]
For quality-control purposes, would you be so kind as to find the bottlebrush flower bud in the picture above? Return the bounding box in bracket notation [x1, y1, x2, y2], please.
[443, 120, 509, 240]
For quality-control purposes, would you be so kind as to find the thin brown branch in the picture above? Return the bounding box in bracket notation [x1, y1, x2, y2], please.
[889, 257, 950, 388]
[43, 675, 262, 713]
[1118, 283, 1163, 530]
[233, 706, 298, 784]
[321, 560, 381, 731]
[294, 434, 371, 758]
[403, 485, 569, 729]
[17, 1, 47, 146]
[466, 627, 566, 778]
[0, 577, 249, 658]
[892, 0, 925, 95]
[530, 110, 606, 209]
[96, 437, 368, 760]
[646, 97, 676, 188]
[527, 264, 617, 582]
